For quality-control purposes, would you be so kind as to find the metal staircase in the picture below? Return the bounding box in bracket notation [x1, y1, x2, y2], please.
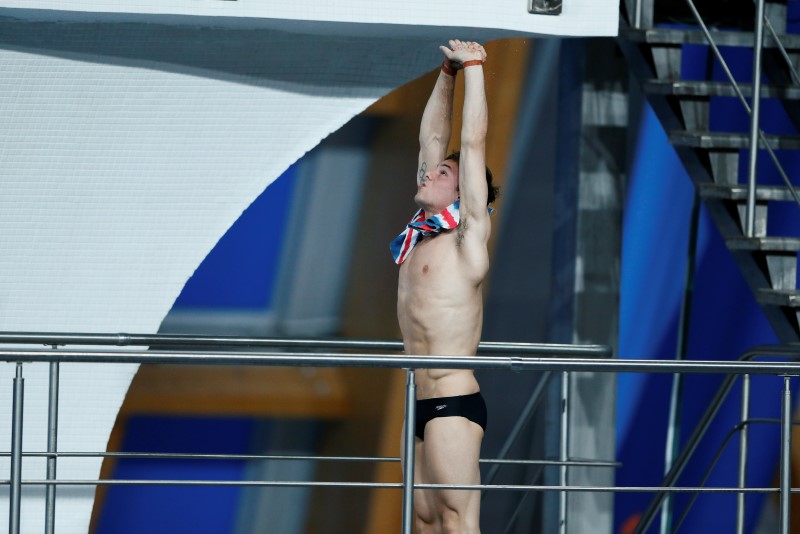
[618, 0, 800, 344]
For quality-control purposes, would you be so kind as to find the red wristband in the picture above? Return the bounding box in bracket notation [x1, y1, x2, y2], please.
[463, 60, 483, 68]
[441, 61, 456, 76]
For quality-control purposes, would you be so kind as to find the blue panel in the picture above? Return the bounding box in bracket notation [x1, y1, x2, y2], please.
[172, 165, 298, 310]
[96, 417, 254, 534]
[615, 102, 696, 530]
[617, 102, 694, 446]
[789, 0, 800, 34]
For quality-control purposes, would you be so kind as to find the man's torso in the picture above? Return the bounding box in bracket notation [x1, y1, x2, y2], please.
[397, 227, 489, 399]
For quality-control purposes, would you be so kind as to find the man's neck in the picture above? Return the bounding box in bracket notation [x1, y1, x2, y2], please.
[418, 201, 457, 219]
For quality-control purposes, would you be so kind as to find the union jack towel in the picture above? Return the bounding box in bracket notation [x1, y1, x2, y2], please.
[390, 201, 461, 264]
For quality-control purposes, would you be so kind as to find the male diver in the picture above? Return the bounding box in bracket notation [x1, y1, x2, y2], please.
[391, 39, 498, 534]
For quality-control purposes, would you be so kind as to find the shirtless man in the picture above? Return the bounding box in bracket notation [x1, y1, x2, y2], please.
[390, 39, 498, 534]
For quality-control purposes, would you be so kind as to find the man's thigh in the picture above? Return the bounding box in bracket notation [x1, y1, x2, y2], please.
[422, 416, 483, 511]
[414, 438, 441, 526]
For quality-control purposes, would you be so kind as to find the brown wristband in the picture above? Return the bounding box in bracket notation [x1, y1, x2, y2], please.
[463, 60, 483, 68]
[441, 61, 456, 76]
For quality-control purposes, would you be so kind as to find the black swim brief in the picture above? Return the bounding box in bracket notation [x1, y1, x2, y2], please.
[415, 392, 487, 441]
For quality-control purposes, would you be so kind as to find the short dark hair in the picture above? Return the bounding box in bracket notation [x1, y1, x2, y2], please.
[444, 151, 499, 205]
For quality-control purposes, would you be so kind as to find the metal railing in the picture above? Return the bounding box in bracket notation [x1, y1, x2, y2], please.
[3, 334, 800, 533]
[0, 332, 612, 534]
[633, 344, 800, 534]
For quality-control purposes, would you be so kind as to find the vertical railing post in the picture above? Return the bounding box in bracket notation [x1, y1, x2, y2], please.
[633, 0, 643, 28]
[631, 0, 654, 29]
[558, 371, 569, 534]
[9, 362, 24, 534]
[780, 376, 792, 534]
[736, 374, 751, 534]
[746, 0, 767, 237]
[45, 361, 60, 534]
[660, 373, 680, 534]
[661, 190, 700, 534]
[401, 369, 417, 534]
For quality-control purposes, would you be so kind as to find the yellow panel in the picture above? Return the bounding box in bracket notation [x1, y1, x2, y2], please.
[121, 365, 350, 418]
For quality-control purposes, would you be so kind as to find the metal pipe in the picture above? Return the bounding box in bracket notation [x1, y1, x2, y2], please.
[746, 0, 767, 237]
[8, 348, 800, 375]
[0, 451, 618, 467]
[0, 450, 619, 467]
[736, 374, 751, 534]
[0, 332, 611, 358]
[45, 362, 59, 534]
[9, 363, 24, 534]
[2, 480, 785, 493]
[633, 0, 643, 28]
[483, 372, 552, 489]
[660, 372, 681, 534]
[0, 337, 797, 370]
[743, 345, 800, 361]
[672, 415, 772, 532]
[661, 190, 700, 534]
[559, 371, 569, 534]
[401, 369, 416, 534]
[780, 376, 792, 534]
[685, 0, 752, 114]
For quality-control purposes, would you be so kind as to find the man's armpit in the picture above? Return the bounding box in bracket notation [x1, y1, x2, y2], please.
[456, 217, 468, 246]
[456, 211, 491, 247]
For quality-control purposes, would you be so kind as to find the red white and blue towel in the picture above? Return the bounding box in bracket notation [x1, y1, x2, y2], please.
[390, 201, 462, 264]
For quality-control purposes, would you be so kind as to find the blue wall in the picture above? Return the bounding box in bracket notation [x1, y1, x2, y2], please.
[172, 164, 298, 311]
[96, 417, 253, 534]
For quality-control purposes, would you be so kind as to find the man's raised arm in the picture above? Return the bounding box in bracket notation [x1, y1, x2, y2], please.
[441, 40, 489, 224]
[417, 51, 458, 185]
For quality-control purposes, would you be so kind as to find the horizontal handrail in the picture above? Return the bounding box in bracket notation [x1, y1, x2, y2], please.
[2, 348, 800, 374]
[0, 451, 620, 468]
[0, 480, 789, 493]
[0, 331, 611, 357]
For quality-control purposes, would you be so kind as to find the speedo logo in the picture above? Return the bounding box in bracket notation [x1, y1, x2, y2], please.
[435, 404, 447, 411]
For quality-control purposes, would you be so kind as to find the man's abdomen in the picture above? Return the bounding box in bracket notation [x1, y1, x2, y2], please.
[415, 368, 480, 399]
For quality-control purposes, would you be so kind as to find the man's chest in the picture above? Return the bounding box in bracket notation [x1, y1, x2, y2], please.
[399, 234, 462, 289]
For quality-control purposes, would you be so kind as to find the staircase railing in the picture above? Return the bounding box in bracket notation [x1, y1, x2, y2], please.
[632, 0, 800, 228]
[631, 344, 800, 534]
